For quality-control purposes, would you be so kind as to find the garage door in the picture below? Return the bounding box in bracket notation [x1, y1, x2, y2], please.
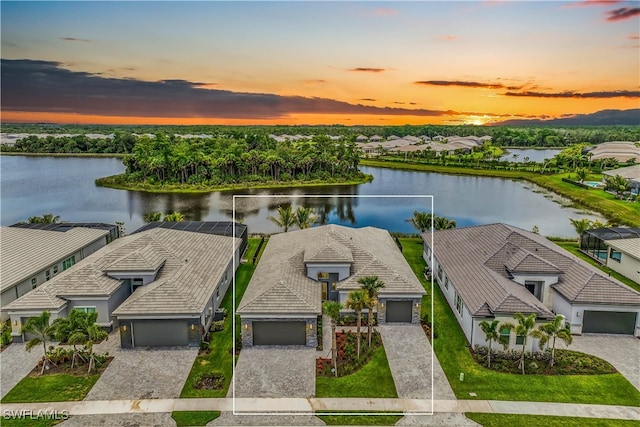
[253, 321, 306, 345]
[132, 320, 189, 347]
[386, 301, 412, 323]
[21, 317, 40, 342]
[583, 311, 636, 335]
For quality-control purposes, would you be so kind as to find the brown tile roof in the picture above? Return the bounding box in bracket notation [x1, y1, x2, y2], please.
[422, 223, 640, 317]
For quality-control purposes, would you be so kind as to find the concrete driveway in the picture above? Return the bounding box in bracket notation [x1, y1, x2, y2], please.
[378, 324, 455, 400]
[230, 347, 317, 398]
[85, 342, 198, 400]
[557, 334, 640, 391]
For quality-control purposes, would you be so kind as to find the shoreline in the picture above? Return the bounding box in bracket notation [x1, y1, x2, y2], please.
[0, 152, 126, 158]
[95, 173, 374, 194]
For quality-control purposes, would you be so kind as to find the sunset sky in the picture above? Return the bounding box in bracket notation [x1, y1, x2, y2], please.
[1, 1, 639, 126]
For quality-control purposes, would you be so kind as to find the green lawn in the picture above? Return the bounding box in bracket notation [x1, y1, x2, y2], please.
[1, 373, 100, 403]
[316, 411, 403, 425]
[362, 159, 640, 228]
[316, 345, 397, 398]
[465, 413, 640, 427]
[180, 238, 262, 398]
[171, 411, 220, 426]
[399, 238, 640, 406]
[553, 240, 639, 291]
[0, 418, 65, 427]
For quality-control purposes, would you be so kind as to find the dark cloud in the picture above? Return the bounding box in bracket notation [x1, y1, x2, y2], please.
[606, 7, 640, 21]
[304, 79, 326, 85]
[414, 80, 523, 90]
[1, 59, 476, 119]
[629, 34, 640, 40]
[60, 37, 91, 42]
[504, 90, 640, 98]
[349, 68, 385, 73]
[359, 98, 376, 101]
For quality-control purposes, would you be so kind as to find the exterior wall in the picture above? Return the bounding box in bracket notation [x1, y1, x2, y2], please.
[105, 271, 158, 285]
[471, 316, 542, 352]
[605, 251, 640, 284]
[80, 237, 108, 258]
[377, 297, 421, 324]
[66, 299, 111, 326]
[8, 309, 66, 343]
[240, 317, 317, 347]
[553, 293, 640, 337]
[107, 282, 133, 325]
[306, 264, 351, 281]
[510, 273, 559, 309]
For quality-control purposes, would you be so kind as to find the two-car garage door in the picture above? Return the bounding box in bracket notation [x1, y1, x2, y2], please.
[132, 320, 189, 347]
[583, 311, 637, 335]
[252, 321, 306, 345]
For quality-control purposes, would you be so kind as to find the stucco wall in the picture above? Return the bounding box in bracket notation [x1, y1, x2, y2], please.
[306, 264, 351, 281]
[606, 251, 640, 284]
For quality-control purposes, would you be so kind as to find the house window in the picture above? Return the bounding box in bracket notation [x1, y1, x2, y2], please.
[444, 277, 449, 290]
[500, 328, 511, 342]
[75, 306, 96, 313]
[437, 266, 444, 282]
[524, 281, 543, 301]
[609, 248, 622, 263]
[216, 288, 220, 300]
[53, 266, 58, 275]
[45, 270, 51, 281]
[455, 293, 463, 316]
[31, 277, 37, 289]
[516, 335, 525, 345]
[62, 256, 76, 270]
[317, 272, 329, 280]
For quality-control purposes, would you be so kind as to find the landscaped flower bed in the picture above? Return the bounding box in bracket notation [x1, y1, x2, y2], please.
[471, 346, 617, 375]
[317, 330, 381, 377]
[31, 346, 112, 376]
[336, 314, 377, 327]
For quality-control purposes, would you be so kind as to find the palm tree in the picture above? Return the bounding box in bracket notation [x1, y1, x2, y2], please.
[53, 309, 87, 369]
[84, 314, 108, 373]
[575, 168, 588, 183]
[569, 218, 593, 244]
[323, 301, 342, 377]
[143, 212, 162, 222]
[345, 289, 369, 359]
[22, 311, 57, 375]
[532, 314, 572, 367]
[268, 205, 296, 232]
[163, 211, 185, 222]
[433, 216, 457, 230]
[478, 319, 500, 368]
[405, 211, 433, 233]
[503, 312, 537, 375]
[357, 276, 385, 347]
[27, 213, 61, 224]
[294, 207, 318, 229]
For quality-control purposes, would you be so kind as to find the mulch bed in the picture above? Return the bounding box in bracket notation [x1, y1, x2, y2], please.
[316, 330, 381, 377]
[29, 357, 113, 377]
[194, 373, 225, 390]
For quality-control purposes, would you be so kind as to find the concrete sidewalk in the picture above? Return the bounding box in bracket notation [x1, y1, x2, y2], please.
[1, 398, 638, 420]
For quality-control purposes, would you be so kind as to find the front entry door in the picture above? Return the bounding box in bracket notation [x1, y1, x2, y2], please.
[321, 273, 340, 301]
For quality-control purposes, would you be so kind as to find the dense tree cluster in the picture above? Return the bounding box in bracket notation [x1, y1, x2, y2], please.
[122, 133, 363, 185]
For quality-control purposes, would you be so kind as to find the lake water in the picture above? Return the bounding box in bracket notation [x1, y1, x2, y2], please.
[499, 148, 562, 163]
[0, 155, 602, 237]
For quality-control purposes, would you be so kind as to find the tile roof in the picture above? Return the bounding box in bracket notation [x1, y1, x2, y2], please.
[605, 238, 640, 260]
[1, 226, 109, 291]
[422, 223, 640, 317]
[238, 225, 424, 315]
[4, 228, 241, 316]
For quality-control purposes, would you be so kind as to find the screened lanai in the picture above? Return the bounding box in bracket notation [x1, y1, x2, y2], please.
[580, 227, 640, 263]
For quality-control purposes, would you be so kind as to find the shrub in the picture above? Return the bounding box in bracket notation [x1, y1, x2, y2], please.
[210, 320, 225, 333]
[0, 320, 12, 346]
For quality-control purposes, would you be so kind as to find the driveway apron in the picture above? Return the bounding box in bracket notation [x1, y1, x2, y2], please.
[378, 324, 455, 400]
[0, 343, 45, 398]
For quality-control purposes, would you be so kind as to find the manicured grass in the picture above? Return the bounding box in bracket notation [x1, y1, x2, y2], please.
[315, 345, 397, 398]
[316, 411, 403, 425]
[0, 418, 65, 427]
[171, 411, 220, 426]
[399, 238, 640, 406]
[553, 240, 639, 290]
[363, 159, 640, 227]
[1, 373, 100, 403]
[465, 413, 640, 427]
[95, 173, 373, 194]
[180, 238, 261, 398]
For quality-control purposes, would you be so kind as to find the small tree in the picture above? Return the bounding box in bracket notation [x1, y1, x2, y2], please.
[143, 212, 162, 223]
[502, 312, 537, 375]
[163, 212, 185, 222]
[345, 289, 369, 359]
[405, 211, 433, 233]
[294, 207, 318, 229]
[268, 205, 296, 232]
[22, 311, 57, 375]
[532, 314, 572, 367]
[323, 301, 342, 377]
[569, 218, 593, 244]
[478, 319, 500, 368]
[358, 276, 385, 347]
[27, 213, 61, 224]
[433, 216, 457, 230]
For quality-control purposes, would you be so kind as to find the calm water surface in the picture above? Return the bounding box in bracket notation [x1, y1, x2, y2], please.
[0, 156, 602, 237]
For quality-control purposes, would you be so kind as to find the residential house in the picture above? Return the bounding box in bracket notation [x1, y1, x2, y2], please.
[587, 141, 640, 163]
[602, 164, 640, 194]
[580, 227, 640, 283]
[238, 225, 425, 347]
[3, 222, 246, 347]
[422, 224, 640, 351]
[0, 224, 118, 320]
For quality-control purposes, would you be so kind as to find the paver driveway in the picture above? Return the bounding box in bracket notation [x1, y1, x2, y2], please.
[0, 342, 46, 398]
[378, 324, 455, 400]
[230, 346, 317, 398]
[85, 344, 198, 400]
[557, 334, 640, 391]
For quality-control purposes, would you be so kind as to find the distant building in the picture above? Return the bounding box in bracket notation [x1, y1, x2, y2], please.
[1, 224, 117, 320]
[602, 164, 640, 194]
[587, 141, 640, 163]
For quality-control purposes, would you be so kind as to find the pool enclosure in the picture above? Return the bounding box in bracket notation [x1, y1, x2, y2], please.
[580, 227, 640, 264]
